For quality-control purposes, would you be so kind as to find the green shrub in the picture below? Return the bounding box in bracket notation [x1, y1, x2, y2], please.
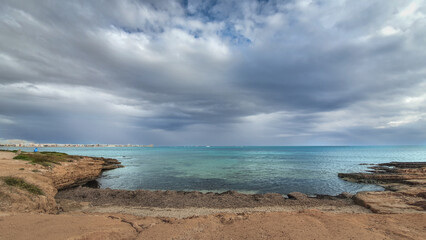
[0, 149, 20, 153]
[39, 151, 68, 156]
[13, 151, 77, 166]
[14, 154, 32, 161]
[2, 177, 44, 195]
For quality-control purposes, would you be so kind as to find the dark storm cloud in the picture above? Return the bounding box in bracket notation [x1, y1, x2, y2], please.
[0, 0, 425, 145]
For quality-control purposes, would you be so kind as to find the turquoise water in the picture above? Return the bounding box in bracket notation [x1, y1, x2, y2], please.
[4, 146, 426, 195]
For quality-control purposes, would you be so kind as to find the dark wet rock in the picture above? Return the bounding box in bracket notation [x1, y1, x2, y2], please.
[411, 201, 426, 210]
[56, 188, 356, 209]
[338, 162, 426, 184]
[287, 192, 308, 200]
[338, 192, 354, 199]
[91, 157, 124, 170]
[417, 192, 426, 199]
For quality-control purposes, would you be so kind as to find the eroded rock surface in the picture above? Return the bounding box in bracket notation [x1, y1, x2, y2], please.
[0, 151, 122, 213]
[339, 162, 426, 213]
[46, 156, 122, 190]
[338, 162, 426, 184]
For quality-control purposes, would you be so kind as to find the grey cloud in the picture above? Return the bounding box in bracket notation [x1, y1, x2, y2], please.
[0, 0, 425, 145]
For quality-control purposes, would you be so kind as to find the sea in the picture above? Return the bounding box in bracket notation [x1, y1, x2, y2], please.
[3, 146, 426, 195]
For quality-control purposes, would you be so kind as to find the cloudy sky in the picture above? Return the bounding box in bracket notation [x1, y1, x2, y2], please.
[0, 0, 425, 145]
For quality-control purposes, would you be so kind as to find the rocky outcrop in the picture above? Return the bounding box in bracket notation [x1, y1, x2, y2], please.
[92, 156, 124, 170]
[46, 156, 123, 190]
[353, 191, 425, 213]
[338, 162, 426, 184]
[0, 151, 123, 213]
[337, 192, 353, 199]
[287, 192, 308, 200]
[339, 162, 426, 213]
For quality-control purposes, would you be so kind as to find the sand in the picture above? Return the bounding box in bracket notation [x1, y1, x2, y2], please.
[1, 211, 425, 240]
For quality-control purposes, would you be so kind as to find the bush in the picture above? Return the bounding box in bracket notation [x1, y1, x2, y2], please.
[13, 151, 78, 166]
[2, 177, 44, 195]
[0, 149, 19, 153]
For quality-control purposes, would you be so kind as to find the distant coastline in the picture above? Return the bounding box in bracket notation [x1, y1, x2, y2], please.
[0, 143, 154, 148]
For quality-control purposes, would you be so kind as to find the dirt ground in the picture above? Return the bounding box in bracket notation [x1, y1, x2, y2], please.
[0, 210, 425, 240]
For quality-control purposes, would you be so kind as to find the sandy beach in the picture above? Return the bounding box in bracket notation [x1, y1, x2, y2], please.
[0, 150, 425, 239]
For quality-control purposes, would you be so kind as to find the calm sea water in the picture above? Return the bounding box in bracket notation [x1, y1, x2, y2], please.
[4, 146, 426, 195]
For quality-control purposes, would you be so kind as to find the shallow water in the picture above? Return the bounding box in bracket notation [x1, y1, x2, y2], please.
[5, 146, 426, 195]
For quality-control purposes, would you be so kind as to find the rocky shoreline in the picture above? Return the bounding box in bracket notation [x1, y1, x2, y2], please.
[338, 161, 426, 213]
[47, 156, 123, 190]
[56, 187, 355, 209]
[1, 150, 425, 214]
[1, 150, 426, 239]
[338, 162, 426, 184]
[53, 160, 426, 214]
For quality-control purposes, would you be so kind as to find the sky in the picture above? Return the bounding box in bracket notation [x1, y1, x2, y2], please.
[0, 0, 425, 146]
